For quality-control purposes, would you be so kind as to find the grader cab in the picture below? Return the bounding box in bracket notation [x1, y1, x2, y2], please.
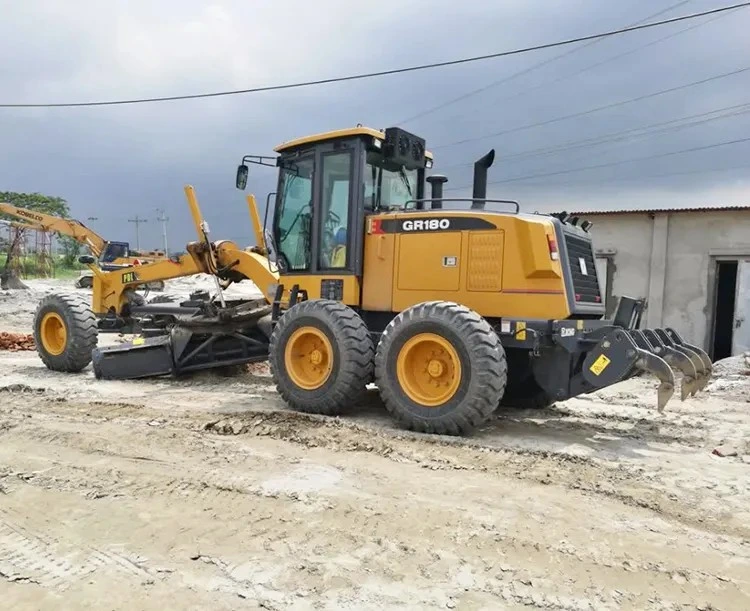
[32, 125, 712, 435]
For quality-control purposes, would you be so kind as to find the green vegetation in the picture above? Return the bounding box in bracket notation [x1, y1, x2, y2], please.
[0, 191, 81, 288]
[8, 254, 86, 279]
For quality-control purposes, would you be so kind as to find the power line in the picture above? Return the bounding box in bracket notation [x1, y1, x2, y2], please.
[1, 2, 748, 109]
[433, 65, 750, 149]
[438, 100, 750, 171]
[506, 160, 750, 188]
[499, 103, 750, 162]
[444, 135, 750, 190]
[434, 3, 737, 131]
[396, 0, 695, 125]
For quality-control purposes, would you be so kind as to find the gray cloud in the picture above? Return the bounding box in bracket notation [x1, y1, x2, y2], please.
[1, 0, 748, 249]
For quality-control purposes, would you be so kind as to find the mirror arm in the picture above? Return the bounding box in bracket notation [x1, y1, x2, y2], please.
[242, 154, 278, 168]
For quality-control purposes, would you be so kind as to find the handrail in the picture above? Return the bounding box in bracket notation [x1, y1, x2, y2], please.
[400, 198, 521, 214]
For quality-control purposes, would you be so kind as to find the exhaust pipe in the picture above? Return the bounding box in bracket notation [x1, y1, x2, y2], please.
[426, 174, 448, 209]
[472, 148, 495, 209]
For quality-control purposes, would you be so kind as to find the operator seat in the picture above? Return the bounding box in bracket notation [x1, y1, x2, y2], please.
[330, 227, 347, 268]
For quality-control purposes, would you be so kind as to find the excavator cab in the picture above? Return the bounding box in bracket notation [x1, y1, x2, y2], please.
[100, 241, 130, 264]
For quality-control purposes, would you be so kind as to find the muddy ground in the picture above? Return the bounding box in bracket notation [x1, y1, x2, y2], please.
[1, 279, 749, 610]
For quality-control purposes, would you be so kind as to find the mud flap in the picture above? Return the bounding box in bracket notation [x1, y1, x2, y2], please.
[582, 329, 675, 411]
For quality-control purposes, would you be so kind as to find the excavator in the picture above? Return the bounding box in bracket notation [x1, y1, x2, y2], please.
[0, 203, 165, 289]
[28, 125, 712, 435]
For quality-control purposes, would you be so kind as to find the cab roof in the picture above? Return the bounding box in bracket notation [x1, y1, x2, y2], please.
[273, 126, 434, 160]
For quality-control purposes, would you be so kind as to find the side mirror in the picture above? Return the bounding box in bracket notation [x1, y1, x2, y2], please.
[236, 164, 249, 190]
[78, 255, 96, 265]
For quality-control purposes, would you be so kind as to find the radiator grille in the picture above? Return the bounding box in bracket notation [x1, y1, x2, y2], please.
[564, 233, 601, 303]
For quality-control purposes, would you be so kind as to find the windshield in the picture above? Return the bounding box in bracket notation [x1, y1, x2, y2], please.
[365, 151, 418, 210]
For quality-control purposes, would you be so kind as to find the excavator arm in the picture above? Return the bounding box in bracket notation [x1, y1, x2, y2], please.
[0, 202, 106, 257]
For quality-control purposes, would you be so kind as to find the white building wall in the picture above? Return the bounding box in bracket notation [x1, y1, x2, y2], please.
[576, 210, 750, 350]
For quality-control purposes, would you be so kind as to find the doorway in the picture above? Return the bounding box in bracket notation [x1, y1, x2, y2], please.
[711, 261, 737, 361]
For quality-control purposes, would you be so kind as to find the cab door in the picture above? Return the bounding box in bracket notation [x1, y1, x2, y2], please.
[275, 138, 364, 306]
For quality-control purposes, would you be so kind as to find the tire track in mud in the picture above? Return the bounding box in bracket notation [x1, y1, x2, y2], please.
[0, 512, 155, 590]
[200, 409, 750, 540]
[2, 397, 749, 609]
[3, 439, 745, 610]
[3, 391, 749, 539]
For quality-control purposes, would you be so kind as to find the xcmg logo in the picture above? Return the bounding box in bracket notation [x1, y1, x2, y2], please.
[401, 218, 451, 231]
[15, 208, 44, 222]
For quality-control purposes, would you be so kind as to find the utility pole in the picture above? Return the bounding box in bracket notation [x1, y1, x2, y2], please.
[128, 215, 147, 251]
[156, 208, 169, 257]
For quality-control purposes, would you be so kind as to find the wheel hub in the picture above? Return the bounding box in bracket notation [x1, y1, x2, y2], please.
[396, 333, 462, 407]
[284, 326, 333, 391]
[427, 359, 445, 378]
[40, 312, 67, 356]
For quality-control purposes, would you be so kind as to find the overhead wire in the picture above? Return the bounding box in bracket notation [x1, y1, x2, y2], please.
[396, 0, 695, 125]
[508, 160, 750, 189]
[433, 65, 750, 149]
[1, 2, 748, 108]
[433, 3, 738, 130]
[444, 136, 750, 190]
[436, 100, 750, 172]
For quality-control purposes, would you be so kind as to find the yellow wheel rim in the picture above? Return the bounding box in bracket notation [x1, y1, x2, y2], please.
[397, 333, 462, 407]
[284, 326, 333, 390]
[40, 312, 67, 356]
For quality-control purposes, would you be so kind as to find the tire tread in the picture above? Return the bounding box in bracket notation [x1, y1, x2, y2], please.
[374, 300, 507, 435]
[33, 292, 98, 372]
[269, 299, 374, 416]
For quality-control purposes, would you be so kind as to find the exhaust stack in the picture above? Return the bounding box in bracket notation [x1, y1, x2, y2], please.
[472, 149, 495, 209]
[426, 175, 448, 209]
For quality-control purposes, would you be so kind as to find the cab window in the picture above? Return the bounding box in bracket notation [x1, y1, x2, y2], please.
[318, 151, 352, 270]
[275, 156, 314, 271]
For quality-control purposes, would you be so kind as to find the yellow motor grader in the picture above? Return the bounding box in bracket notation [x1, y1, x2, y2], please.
[31, 126, 712, 435]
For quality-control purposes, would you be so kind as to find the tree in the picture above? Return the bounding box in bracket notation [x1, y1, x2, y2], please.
[0, 192, 70, 290]
[59, 235, 82, 267]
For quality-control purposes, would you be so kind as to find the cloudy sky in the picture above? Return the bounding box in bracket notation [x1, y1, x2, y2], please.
[1, 0, 748, 250]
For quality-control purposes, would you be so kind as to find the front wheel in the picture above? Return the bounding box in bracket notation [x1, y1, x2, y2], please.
[269, 299, 374, 415]
[33, 293, 98, 372]
[374, 301, 507, 435]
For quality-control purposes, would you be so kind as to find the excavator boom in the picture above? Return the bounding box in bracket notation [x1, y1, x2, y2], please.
[0, 202, 106, 257]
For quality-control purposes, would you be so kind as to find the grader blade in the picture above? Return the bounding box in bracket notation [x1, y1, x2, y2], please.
[582, 329, 676, 411]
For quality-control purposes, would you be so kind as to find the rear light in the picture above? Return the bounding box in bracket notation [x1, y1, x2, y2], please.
[547, 234, 559, 260]
[575, 293, 581, 302]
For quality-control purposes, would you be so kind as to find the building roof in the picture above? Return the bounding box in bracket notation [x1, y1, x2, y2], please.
[563, 205, 750, 216]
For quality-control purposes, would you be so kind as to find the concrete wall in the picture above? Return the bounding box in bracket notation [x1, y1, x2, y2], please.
[576, 210, 750, 350]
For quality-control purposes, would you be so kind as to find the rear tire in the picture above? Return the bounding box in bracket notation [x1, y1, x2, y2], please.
[374, 301, 507, 435]
[269, 299, 374, 416]
[33, 293, 98, 372]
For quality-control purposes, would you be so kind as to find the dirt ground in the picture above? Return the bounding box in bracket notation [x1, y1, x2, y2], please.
[1, 279, 749, 610]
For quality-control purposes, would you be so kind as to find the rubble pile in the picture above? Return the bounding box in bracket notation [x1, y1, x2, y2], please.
[0, 332, 35, 351]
